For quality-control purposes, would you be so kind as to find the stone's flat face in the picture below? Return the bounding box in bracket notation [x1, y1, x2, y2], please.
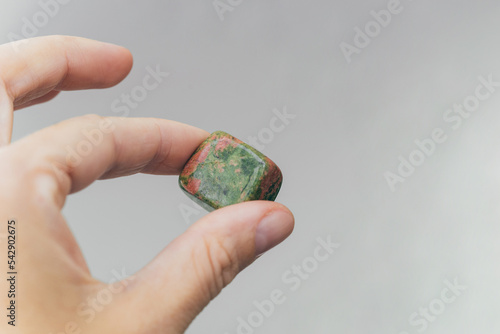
[179, 131, 283, 211]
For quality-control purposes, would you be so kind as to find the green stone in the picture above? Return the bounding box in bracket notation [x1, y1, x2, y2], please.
[179, 131, 283, 211]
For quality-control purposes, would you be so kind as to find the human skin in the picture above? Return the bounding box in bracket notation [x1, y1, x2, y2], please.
[0, 36, 294, 334]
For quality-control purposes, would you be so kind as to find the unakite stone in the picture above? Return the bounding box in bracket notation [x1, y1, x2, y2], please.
[179, 131, 283, 211]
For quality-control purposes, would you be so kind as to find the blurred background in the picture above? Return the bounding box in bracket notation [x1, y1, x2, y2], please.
[3, 1, 500, 333]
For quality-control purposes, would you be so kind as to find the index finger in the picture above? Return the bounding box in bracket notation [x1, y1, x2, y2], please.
[5, 115, 209, 209]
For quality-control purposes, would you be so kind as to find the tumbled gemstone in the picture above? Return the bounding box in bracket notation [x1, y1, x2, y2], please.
[179, 131, 283, 211]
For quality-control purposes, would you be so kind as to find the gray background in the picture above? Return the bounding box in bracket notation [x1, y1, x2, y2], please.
[3, 1, 500, 333]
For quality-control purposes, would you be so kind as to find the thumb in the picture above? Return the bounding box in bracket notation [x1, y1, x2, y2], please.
[115, 201, 294, 333]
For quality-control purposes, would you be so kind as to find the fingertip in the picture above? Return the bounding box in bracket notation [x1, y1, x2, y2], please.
[97, 42, 134, 87]
[254, 202, 295, 256]
[58, 36, 134, 89]
[116, 44, 134, 72]
[189, 200, 294, 258]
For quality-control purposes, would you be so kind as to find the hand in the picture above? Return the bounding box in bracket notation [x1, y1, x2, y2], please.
[0, 36, 294, 334]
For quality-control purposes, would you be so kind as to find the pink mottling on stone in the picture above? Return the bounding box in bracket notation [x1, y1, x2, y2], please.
[182, 144, 211, 176]
[215, 137, 232, 152]
[198, 143, 211, 162]
[216, 161, 225, 173]
[185, 178, 201, 194]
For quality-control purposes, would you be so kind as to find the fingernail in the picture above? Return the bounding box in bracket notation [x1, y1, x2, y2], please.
[255, 210, 294, 257]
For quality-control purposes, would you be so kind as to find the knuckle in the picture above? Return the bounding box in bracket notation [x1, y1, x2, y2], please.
[0, 148, 68, 210]
[49, 113, 104, 133]
[24, 161, 67, 209]
[49, 35, 77, 50]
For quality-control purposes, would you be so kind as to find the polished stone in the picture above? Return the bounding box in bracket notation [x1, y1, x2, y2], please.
[179, 131, 283, 211]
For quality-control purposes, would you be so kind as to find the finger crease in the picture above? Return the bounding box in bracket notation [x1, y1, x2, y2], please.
[56, 47, 71, 90]
[147, 120, 171, 173]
